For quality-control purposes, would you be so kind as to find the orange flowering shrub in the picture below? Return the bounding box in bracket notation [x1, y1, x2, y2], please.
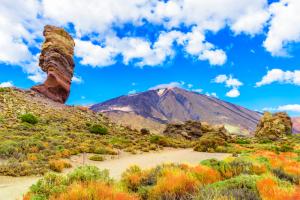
[192, 165, 221, 185]
[257, 177, 295, 200]
[49, 160, 71, 172]
[121, 165, 150, 192]
[150, 168, 199, 199]
[51, 182, 139, 200]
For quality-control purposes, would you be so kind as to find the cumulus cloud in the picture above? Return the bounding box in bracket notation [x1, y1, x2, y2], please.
[263, 104, 300, 113]
[0, 81, 13, 88]
[2, 0, 300, 82]
[149, 82, 183, 90]
[256, 69, 300, 87]
[264, 0, 300, 56]
[226, 88, 240, 98]
[213, 74, 243, 97]
[0, 0, 45, 82]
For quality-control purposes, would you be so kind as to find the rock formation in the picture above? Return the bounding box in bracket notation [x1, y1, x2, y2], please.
[32, 25, 75, 103]
[163, 120, 230, 140]
[255, 112, 292, 140]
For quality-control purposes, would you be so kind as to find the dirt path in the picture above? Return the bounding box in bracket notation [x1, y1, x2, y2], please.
[0, 149, 231, 200]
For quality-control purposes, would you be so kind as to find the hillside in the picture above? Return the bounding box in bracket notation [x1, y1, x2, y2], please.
[91, 87, 261, 135]
[0, 88, 189, 176]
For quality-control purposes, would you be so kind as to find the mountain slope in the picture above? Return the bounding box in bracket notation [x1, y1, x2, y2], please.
[91, 87, 261, 134]
[292, 117, 300, 133]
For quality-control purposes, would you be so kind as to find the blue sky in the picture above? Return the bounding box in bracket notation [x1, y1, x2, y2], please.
[0, 0, 300, 116]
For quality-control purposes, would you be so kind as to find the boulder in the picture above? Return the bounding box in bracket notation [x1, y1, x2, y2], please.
[255, 112, 292, 140]
[32, 25, 75, 103]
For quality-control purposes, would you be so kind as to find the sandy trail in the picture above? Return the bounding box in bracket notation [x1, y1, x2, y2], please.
[0, 149, 230, 200]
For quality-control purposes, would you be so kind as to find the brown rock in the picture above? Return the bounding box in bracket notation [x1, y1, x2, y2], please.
[163, 120, 230, 140]
[32, 25, 75, 103]
[255, 112, 292, 140]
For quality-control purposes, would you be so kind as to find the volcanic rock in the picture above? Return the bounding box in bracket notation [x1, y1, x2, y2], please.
[163, 120, 230, 140]
[32, 25, 75, 103]
[255, 112, 292, 140]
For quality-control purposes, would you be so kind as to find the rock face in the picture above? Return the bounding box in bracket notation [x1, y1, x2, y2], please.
[255, 112, 292, 140]
[163, 120, 230, 140]
[32, 25, 75, 103]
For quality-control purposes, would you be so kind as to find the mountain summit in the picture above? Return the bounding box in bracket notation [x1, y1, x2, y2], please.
[91, 87, 261, 134]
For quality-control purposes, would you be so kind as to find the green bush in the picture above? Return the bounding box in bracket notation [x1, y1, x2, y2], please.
[205, 174, 260, 199]
[30, 173, 68, 199]
[89, 155, 105, 161]
[20, 113, 38, 124]
[88, 124, 108, 135]
[67, 166, 112, 183]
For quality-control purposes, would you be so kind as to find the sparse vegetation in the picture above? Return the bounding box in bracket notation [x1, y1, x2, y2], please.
[0, 88, 191, 176]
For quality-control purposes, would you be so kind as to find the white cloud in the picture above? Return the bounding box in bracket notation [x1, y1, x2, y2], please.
[149, 81, 183, 90]
[128, 90, 137, 95]
[205, 92, 218, 98]
[213, 74, 243, 98]
[226, 88, 240, 98]
[256, 69, 300, 87]
[263, 104, 300, 113]
[213, 74, 243, 88]
[72, 75, 83, 84]
[192, 88, 203, 93]
[264, 0, 300, 56]
[2, 0, 300, 82]
[75, 39, 116, 67]
[0, 81, 13, 88]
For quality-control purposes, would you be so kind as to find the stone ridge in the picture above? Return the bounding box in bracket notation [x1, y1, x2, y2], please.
[32, 25, 75, 103]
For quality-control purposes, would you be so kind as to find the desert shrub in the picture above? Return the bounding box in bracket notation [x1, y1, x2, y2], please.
[20, 113, 38, 124]
[272, 168, 300, 184]
[67, 166, 112, 183]
[89, 155, 105, 161]
[88, 124, 108, 135]
[192, 165, 221, 185]
[94, 146, 117, 155]
[196, 187, 259, 200]
[0, 140, 18, 158]
[49, 160, 71, 172]
[257, 176, 295, 200]
[149, 168, 199, 200]
[201, 159, 233, 179]
[50, 181, 138, 200]
[140, 128, 150, 135]
[204, 174, 260, 200]
[30, 173, 68, 199]
[229, 158, 254, 176]
[194, 134, 226, 152]
[122, 165, 149, 192]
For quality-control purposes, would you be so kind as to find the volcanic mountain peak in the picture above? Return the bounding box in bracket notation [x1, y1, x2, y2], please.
[91, 87, 262, 135]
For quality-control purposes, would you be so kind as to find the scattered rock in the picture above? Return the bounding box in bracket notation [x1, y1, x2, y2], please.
[255, 112, 292, 140]
[32, 25, 75, 103]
